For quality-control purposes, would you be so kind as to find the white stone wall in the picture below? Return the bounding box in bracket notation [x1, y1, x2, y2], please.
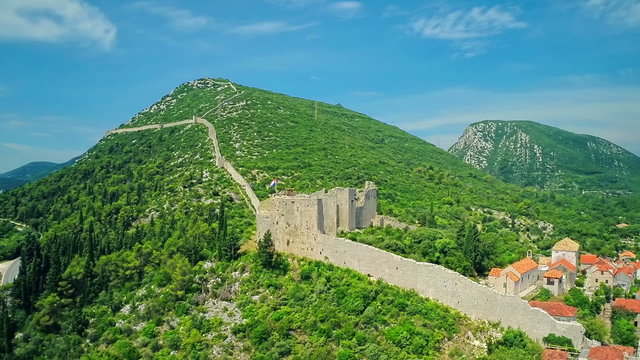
[314, 235, 585, 347]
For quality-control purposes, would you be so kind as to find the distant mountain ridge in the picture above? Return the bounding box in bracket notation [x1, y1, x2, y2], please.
[0, 157, 80, 191]
[449, 120, 640, 191]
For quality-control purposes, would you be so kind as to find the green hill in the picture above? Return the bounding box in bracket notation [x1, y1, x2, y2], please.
[0, 157, 80, 192]
[449, 120, 640, 191]
[0, 79, 544, 359]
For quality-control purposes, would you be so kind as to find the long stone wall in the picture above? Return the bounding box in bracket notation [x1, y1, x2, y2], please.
[314, 235, 585, 347]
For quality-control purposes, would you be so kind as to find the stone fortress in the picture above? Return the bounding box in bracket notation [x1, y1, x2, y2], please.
[257, 182, 585, 348]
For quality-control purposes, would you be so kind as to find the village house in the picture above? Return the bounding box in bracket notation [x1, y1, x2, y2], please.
[583, 252, 639, 294]
[551, 237, 580, 269]
[612, 298, 640, 335]
[614, 266, 637, 293]
[584, 257, 616, 294]
[619, 251, 636, 264]
[529, 301, 578, 322]
[488, 257, 539, 295]
[543, 259, 578, 295]
[581, 254, 599, 271]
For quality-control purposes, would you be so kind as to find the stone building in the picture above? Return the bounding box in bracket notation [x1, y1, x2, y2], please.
[488, 257, 539, 295]
[543, 269, 565, 296]
[551, 237, 580, 269]
[584, 258, 615, 294]
[543, 259, 577, 296]
[580, 254, 598, 271]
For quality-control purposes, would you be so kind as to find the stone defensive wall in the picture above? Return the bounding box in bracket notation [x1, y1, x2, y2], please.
[257, 182, 585, 347]
[315, 236, 584, 346]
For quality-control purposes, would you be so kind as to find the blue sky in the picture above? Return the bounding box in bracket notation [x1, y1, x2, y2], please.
[1, 0, 639, 172]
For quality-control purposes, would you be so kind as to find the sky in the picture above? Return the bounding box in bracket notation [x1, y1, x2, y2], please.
[0, 0, 639, 172]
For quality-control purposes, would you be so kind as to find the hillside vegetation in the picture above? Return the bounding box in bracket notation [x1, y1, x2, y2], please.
[449, 120, 640, 192]
[0, 83, 533, 358]
[0, 78, 635, 357]
[128, 79, 639, 262]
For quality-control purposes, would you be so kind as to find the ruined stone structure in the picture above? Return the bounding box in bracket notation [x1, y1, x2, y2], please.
[257, 181, 379, 242]
[257, 182, 586, 347]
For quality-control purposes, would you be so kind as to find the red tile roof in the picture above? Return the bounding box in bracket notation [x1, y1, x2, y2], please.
[614, 266, 635, 277]
[510, 257, 538, 275]
[612, 298, 640, 313]
[549, 258, 577, 272]
[529, 301, 578, 318]
[543, 349, 569, 360]
[620, 250, 636, 258]
[588, 345, 635, 360]
[581, 254, 598, 264]
[543, 269, 564, 279]
[595, 258, 614, 271]
[506, 271, 520, 282]
[488, 268, 502, 277]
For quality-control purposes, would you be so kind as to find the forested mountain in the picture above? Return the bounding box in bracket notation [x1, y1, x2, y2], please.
[449, 120, 640, 191]
[0, 157, 79, 192]
[0, 78, 636, 358]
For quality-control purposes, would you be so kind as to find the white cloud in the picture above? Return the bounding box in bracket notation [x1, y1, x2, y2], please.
[131, 2, 211, 31]
[410, 6, 526, 40]
[329, 1, 363, 18]
[582, 0, 640, 28]
[364, 86, 640, 154]
[230, 21, 315, 35]
[0, 0, 116, 50]
[408, 6, 526, 57]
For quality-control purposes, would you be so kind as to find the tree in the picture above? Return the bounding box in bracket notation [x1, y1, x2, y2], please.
[258, 230, 276, 268]
[456, 223, 492, 276]
[215, 199, 237, 262]
[582, 318, 608, 343]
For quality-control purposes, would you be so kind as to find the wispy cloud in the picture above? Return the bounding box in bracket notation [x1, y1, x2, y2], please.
[230, 21, 315, 35]
[410, 6, 526, 39]
[0, 0, 116, 50]
[328, 1, 363, 19]
[409, 6, 526, 57]
[130, 2, 212, 31]
[582, 0, 640, 28]
[2, 143, 32, 151]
